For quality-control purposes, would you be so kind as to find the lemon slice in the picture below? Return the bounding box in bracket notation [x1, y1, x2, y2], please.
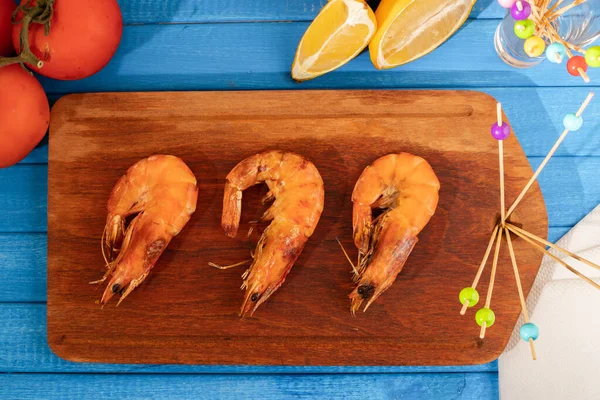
[369, 0, 475, 69]
[292, 0, 376, 81]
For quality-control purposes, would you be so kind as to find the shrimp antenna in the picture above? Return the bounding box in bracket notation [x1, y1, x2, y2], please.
[335, 237, 359, 276]
[209, 260, 252, 270]
[247, 226, 255, 258]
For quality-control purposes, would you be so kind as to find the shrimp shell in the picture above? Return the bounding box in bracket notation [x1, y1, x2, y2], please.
[221, 150, 324, 316]
[349, 153, 440, 313]
[95, 155, 198, 306]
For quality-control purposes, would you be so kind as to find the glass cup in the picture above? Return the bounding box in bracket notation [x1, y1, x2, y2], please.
[495, 0, 600, 68]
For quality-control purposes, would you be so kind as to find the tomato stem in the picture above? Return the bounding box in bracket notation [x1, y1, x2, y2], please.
[0, 0, 55, 70]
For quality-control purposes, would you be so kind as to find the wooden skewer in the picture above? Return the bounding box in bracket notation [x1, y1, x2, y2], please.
[575, 92, 594, 117]
[480, 321, 487, 340]
[547, 0, 565, 14]
[547, 0, 588, 21]
[461, 225, 501, 315]
[507, 226, 600, 290]
[559, 39, 586, 60]
[578, 68, 591, 83]
[481, 229, 504, 339]
[505, 92, 594, 221]
[530, 2, 588, 70]
[557, 39, 590, 83]
[497, 103, 506, 226]
[507, 223, 600, 272]
[505, 227, 537, 360]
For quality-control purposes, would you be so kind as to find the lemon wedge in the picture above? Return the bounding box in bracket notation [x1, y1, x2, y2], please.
[369, 0, 475, 69]
[292, 0, 376, 81]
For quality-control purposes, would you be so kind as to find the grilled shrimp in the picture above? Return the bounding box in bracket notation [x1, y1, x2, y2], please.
[349, 153, 439, 313]
[219, 150, 324, 316]
[95, 155, 198, 306]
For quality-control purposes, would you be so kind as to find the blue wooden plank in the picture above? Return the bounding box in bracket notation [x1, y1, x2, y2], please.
[488, 88, 600, 158]
[0, 372, 498, 400]
[0, 303, 497, 373]
[0, 165, 46, 232]
[531, 156, 600, 228]
[116, 0, 504, 24]
[0, 228, 568, 304]
[19, 135, 48, 164]
[2, 158, 597, 232]
[37, 21, 600, 94]
[0, 234, 46, 302]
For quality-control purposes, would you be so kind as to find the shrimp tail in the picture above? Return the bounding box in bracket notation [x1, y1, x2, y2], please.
[352, 203, 372, 254]
[349, 229, 418, 313]
[219, 151, 324, 316]
[96, 155, 197, 306]
[222, 182, 242, 238]
[349, 153, 439, 312]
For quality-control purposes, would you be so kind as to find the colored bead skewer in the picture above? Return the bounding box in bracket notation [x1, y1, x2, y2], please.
[567, 55, 590, 83]
[475, 103, 511, 339]
[546, 43, 566, 63]
[505, 92, 594, 222]
[514, 20, 535, 40]
[509, 0, 593, 83]
[562, 46, 590, 83]
[507, 226, 600, 291]
[460, 224, 501, 315]
[478, 230, 503, 339]
[507, 223, 600, 273]
[511, 1, 532, 20]
[496, 103, 507, 225]
[585, 46, 600, 68]
[497, 0, 516, 8]
[504, 227, 537, 360]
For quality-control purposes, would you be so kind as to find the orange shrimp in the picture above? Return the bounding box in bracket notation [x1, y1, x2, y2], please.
[218, 150, 324, 316]
[349, 153, 439, 313]
[94, 155, 198, 306]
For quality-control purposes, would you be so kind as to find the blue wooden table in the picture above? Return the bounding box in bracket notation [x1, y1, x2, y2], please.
[2, 0, 600, 398]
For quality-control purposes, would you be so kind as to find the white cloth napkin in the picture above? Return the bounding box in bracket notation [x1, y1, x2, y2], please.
[499, 204, 600, 400]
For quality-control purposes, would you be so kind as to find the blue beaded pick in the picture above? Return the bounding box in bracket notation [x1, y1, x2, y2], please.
[520, 322, 539, 341]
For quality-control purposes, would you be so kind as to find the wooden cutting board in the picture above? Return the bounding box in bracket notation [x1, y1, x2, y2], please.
[47, 90, 547, 366]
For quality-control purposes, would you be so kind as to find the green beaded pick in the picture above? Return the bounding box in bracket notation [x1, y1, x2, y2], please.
[459, 287, 479, 307]
[475, 308, 495, 327]
[585, 46, 600, 68]
[514, 20, 535, 40]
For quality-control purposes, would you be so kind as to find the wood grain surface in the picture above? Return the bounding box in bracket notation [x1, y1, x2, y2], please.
[47, 90, 547, 366]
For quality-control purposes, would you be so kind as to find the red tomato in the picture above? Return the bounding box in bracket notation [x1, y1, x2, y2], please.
[0, 0, 15, 56]
[0, 64, 49, 168]
[12, 0, 122, 80]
